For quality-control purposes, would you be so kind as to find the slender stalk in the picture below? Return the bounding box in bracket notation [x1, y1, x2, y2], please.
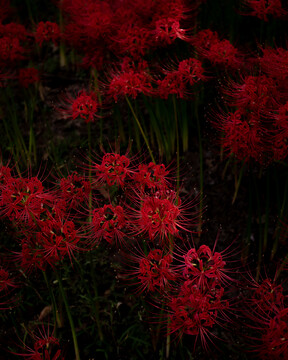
[195, 105, 203, 236]
[56, 272, 81, 360]
[232, 160, 245, 205]
[42, 271, 61, 330]
[172, 95, 180, 198]
[125, 96, 155, 163]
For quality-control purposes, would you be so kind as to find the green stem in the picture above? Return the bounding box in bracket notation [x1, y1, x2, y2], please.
[56, 272, 80, 360]
[172, 96, 180, 198]
[42, 271, 61, 330]
[196, 106, 203, 236]
[232, 160, 245, 205]
[125, 96, 155, 163]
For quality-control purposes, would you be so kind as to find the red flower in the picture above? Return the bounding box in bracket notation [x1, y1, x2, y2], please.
[0, 36, 25, 63]
[18, 68, 40, 88]
[0, 175, 53, 225]
[154, 18, 187, 45]
[58, 90, 99, 124]
[132, 162, 170, 192]
[94, 152, 131, 187]
[35, 21, 61, 47]
[131, 189, 197, 244]
[137, 249, 176, 293]
[168, 280, 228, 348]
[59, 172, 91, 209]
[91, 204, 126, 245]
[243, 0, 288, 21]
[13, 324, 64, 360]
[107, 58, 153, 101]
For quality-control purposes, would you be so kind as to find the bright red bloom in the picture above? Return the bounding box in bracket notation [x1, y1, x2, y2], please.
[107, 58, 152, 101]
[36, 217, 82, 267]
[133, 162, 170, 192]
[154, 18, 187, 45]
[91, 204, 126, 245]
[243, 0, 287, 21]
[181, 245, 227, 287]
[260, 46, 288, 80]
[18, 68, 40, 88]
[168, 280, 228, 347]
[0, 267, 15, 292]
[0, 175, 53, 225]
[58, 90, 99, 124]
[137, 249, 176, 293]
[71, 91, 99, 123]
[156, 71, 186, 99]
[94, 152, 131, 187]
[177, 58, 205, 85]
[34, 21, 61, 47]
[132, 189, 197, 244]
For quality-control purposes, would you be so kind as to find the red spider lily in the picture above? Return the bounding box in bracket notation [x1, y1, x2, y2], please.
[57, 90, 100, 124]
[35, 216, 83, 268]
[0, 267, 16, 292]
[177, 58, 206, 85]
[212, 109, 265, 162]
[191, 29, 241, 69]
[251, 278, 284, 314]
[156, 71, 186, 99]
[94, 152, 132, 188]
[0, 175, 54, 225]
[155, 57, 205, 99]
[18, 67, 40, 88]
[12, 324, 64, 360]
[90, 204, 127, 245]
[59, 172, 91, 209]
[0, 36, 26, 63]
[223, 75, 279, 114]
[260, 46, 288, 80]
[168, 280, 229, 349]
[107, 58, 153, 101]
[132, 162, 171, 192]
[154, 18, 187, 45]
[112, 23, 153, 58]
[0, 22, 28, 41]
[242, 0, 288, 21]
[130, 189, 198, 244]
[120, 247, 176, 294]
[34, 21, 61, 47]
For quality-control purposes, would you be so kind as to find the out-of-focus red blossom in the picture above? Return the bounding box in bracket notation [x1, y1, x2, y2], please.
[156, 57, 205, 99]
[0, 0, 12, 22]
[0, 175, 54, 225]
[0, 23, 28, 41]
[168, 280, 228, 344]
[223, 75, 279, 113]
[138, 249, 176, 293]
[13, 325, 64, 360]
[0, 267, 15, 292]
[191, 29, 241, 68]
[34, 21, 61, 47]
[58, 90, 99, 123]
[251, 278, 284, 313]
[212, 109, 265, 162]
[272, 102, 288, 160]
[107, 58, 152, 101]
[91, 204, 126, 245]
[133, 162, 170, 192]
[243, 0, 288, 21]
[0, 37, 25, 63]
[94, 152, 131, 187]
[260, 47, 288, 80]
[59, 172, 91, 209]
[18, 68, 40, 88]
[154, 18, 187, 45]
